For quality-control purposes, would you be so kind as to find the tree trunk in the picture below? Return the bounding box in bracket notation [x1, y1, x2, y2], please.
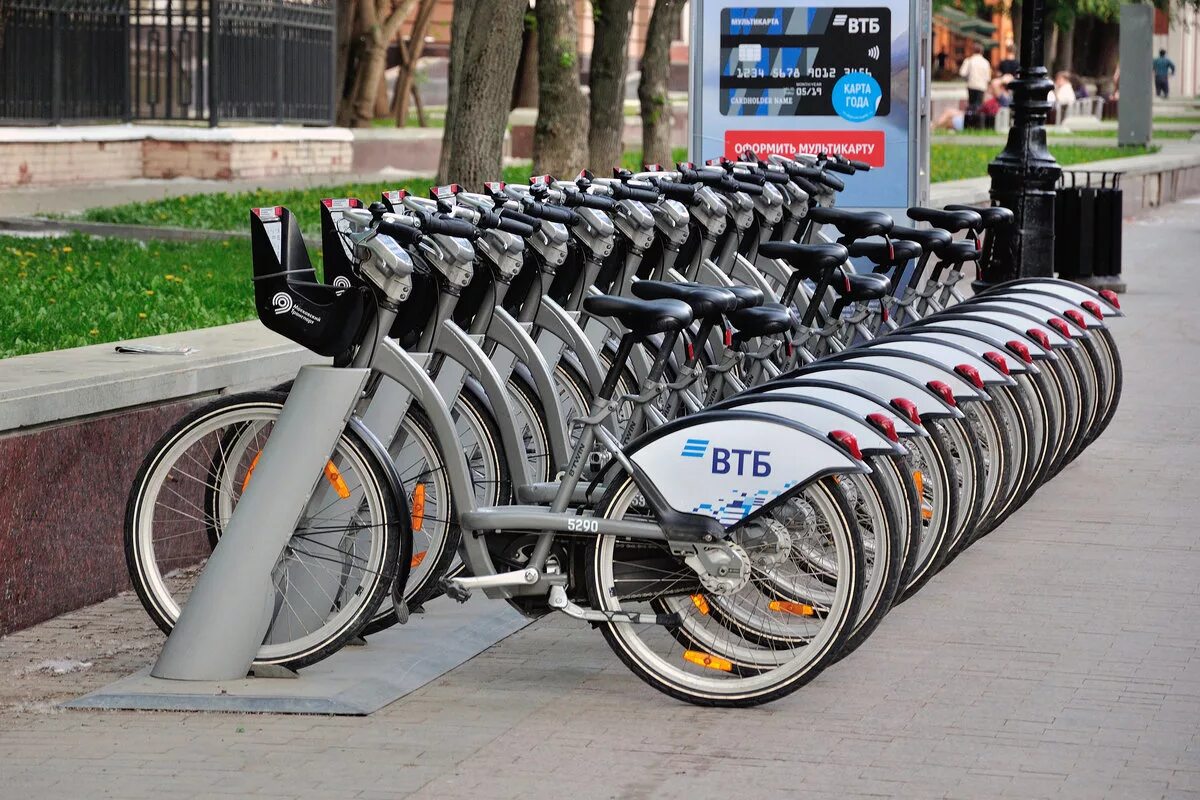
[532, 0, 588, 176]
[335, 0, 360, 114]
[638, 0, 683, 168]
[374, 69, 391, 120]
[587, 0, 635, 171]
[512, 12, 539, 109]
[1010, 0, 1022, 65]
[1054, 20, 1074, 75]
[349, 27, 389, 127]
[437, 0, 527, 186]
[394, 0, 437, 126]
[1044, 23, 1058, 71]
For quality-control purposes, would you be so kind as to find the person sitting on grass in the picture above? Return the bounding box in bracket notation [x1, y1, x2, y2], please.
[935, 82, 1003, 132]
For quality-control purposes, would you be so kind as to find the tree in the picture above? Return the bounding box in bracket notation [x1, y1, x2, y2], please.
[533, 0, 589, 176]
[392, 0, 438, 126]
[437, 0, 527, 186]
[340, 0, 420, 128]
[638, 0, 684, 168]
[587, 0, 636, 171]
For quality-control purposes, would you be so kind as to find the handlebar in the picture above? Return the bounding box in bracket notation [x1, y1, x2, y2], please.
[520, 197, 581, 226]
[415, 210, 480, 240]
[497, 208, 543, 231]
[822, 160, 855, 175]
[376, 218, 423, 246]
[478, 210, 536, 237]
[565, 189, 617, 212]
[610, 182, 661, 203]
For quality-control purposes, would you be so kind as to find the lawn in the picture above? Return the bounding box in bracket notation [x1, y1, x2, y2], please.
[929, 143, 1157, 183]
[1152, 115, 1200, 124]
[0, 234, 265, 358]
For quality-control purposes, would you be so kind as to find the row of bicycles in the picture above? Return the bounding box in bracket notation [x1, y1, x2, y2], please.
[124, 150, 1124, 706]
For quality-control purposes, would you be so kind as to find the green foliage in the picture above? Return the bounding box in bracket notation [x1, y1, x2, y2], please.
[620, 146, 690, 171]
[930, 142, 1157, 182]
[557, 42, 577, 68]
[0, 234, 264, 358]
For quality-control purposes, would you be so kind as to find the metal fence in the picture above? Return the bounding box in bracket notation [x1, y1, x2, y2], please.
[0, 0, 335, 125]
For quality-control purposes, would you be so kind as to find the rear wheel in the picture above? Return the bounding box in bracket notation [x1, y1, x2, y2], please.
[586, 474, 863, 706]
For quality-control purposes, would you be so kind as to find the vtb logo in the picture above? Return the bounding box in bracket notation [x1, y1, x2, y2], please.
[680, 439, 772, 477]
[832, 13, 881, 33]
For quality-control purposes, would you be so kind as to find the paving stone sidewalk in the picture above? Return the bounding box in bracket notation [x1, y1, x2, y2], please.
[1, 201, 1199, 799]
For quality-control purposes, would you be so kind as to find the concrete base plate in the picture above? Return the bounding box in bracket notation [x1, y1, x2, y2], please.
[63, 598, 532, 715]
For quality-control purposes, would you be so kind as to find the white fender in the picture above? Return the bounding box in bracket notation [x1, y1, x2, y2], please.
[902, 329, 1036, 374]
[860, 339, 1015, 384]
[825, 353, 987, 401]
[995, 279, 1124, 317]
[628, 414, 864, 526]
[720, 398, 903, 455]
[755, 384, 925, 438]
[917, 318, 1057, 360]
[973, 294, 1103, 330]
[944, 308, 1074, 348]
[790, 364, 964, 419]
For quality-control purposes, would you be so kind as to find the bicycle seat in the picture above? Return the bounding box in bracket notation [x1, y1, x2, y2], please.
[631, 281, 738, 320]
[583, 294, 694, 335]
[758, 242, 848, 280]
[907, 206, 981, 232]
[891, 224, 954, 255]
[946, 204, 1014, 228]
[807, 207, 893, 240]
[848, 238, 922, 266]
[726, 284, 764, 310]
[832, 272, 892, 302]
[937, 240, 982, 266]
[728, 304, 794, 339]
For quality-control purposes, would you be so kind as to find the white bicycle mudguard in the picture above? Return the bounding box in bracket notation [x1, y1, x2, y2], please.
[914, 318, 1057, 361]
[944, 308, 1075, 348]
[626, 410, 866, 527]
[986, 278, 1124, 317]
[970, 293, 1104, 330]
[785, 363, 964, 420]
[749, 381, 927, 438]
[902, 329, 1036, 375]
[820, 352, 989, 403]
[710, 396, 905, 456]
[857, 338, 1016, 386]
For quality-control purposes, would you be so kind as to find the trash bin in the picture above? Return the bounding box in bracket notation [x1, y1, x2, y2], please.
[1054, 170, 1125, 292]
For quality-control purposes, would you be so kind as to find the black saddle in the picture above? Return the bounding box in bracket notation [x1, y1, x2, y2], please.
[758, 242, 848, 281]
[726, 284, 764, 310]
[834, 272, 893, 302]
[891, 224, 954, 256]
[807, 207, 893, 241]
[583, 295, 693, 335]
[630, 281, 738, 321]
[937, 240, 982, 266]
[729, 304, 794, 340]
[907, 206, 981, 232]
[946, 204, 1015, 229]
[848, 238, 922, 266]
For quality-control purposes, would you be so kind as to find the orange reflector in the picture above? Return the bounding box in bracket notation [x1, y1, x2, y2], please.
[768, 600, 815, 616]
[683, 650, 732, 672]
[242, 451, 263, 492]
[411, 483, 426, 532]
[324, 461, 351, 499]
[411, 550, 427, 569]
[913, 470, 933, 520]
[690, 594, 710, 615]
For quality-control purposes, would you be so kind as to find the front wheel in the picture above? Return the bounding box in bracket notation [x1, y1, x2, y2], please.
[585, 473, 864, 706]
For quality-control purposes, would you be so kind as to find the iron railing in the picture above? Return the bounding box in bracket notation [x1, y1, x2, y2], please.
[0, 0, 335, 125]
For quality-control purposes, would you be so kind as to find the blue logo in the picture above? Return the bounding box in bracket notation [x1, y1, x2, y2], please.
[680, 438, 709, 458]
[832, 73, 882, 123]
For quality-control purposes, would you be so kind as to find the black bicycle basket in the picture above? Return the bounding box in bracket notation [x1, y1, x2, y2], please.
[250, 206, 369, 357]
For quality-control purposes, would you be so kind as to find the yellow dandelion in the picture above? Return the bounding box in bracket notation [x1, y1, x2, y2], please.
[145, 289, 155, 296]
[165, 274, 175, 281]
[64, 266, 73, 273]
[138, 312, 147, 319]
[61, 246, 73, 253]
[222, 241, 230, 247]
[89, 328, 99, 336]
[24, 251, 36, 258]
[48, 298, 56, 304]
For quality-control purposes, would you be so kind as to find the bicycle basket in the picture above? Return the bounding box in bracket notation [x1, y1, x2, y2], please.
[250, 206, 369, 357]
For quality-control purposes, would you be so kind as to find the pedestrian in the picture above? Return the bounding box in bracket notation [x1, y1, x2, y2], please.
[998, 44, 1020, 78]
[1153, 49, 1175, 98]
[936, 50, 948, 74]
[959, 43, 992, 108]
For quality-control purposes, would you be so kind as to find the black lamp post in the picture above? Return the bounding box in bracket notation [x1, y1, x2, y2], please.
[981, 0, 1061, 286]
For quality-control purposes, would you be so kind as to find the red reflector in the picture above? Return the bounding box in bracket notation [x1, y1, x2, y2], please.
[1081, 300, 1104, 320]
[1099, 289, 1121, 309]
[1064, 309, 1086, 327]
[881, 305, 889, 323]
[321, 198, 333, 207]
[1027, 328, 1051, 349]
[646, 163, 663, 172]
[983, 351, 1011, 375]
[1006, 340, 1033, 363]
[1047, 317, 1071, 337]
[829, 430, 863, 460]
[890, 397, 922, 425]
[955, 364, 985, 389]
[866, 413, 899, 443]
[724, 327, 733, 347]
[686, 341, 695, 362]
[927, 380, 958, 407]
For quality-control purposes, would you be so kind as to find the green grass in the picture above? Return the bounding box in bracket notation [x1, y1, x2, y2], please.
[1151, 115, 1200, 124]
[0, 234, 267, 358]
[935, 127, 1194, 139]
[930, 143, 1158, 183]
[620, 146, 690, 171]
[82, 166, 533, 237]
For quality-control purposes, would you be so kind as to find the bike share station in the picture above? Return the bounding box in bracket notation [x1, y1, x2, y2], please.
[69, 0, 935, 717]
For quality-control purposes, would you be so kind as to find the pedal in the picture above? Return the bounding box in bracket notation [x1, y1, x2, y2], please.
[547, 585, 679, 626]
[450, 568, 539, 591]
[441, 578, 473, 603]
[393, 601, 410, 625]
